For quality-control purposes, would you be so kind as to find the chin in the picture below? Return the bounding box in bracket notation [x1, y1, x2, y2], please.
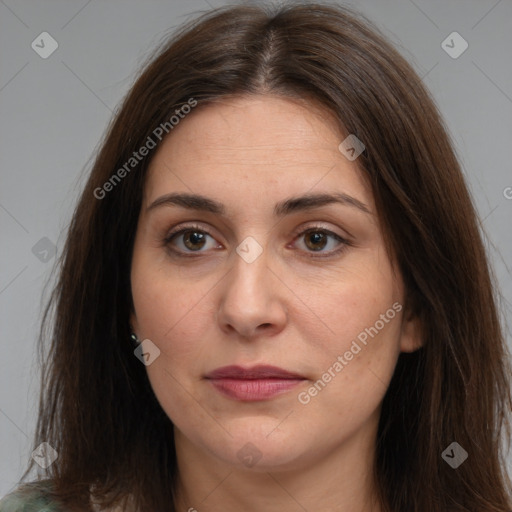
[211, 424, 310, 472]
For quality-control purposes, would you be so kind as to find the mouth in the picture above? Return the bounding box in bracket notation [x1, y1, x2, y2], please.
[205, 365, 307, 402]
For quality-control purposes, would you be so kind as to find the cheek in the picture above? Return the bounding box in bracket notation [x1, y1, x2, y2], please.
[295, 255, 402, 356]
[133, 277, 210, 361]
[132, 271, 213, 428]
[131, 242, 210, 340]
[293, 258, 402, 412]
[130, 249, 219, 403]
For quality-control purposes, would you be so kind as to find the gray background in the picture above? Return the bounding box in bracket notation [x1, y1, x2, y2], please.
[1, 0, 511, 498]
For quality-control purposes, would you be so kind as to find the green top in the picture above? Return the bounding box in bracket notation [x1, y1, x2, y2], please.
[0, 481, 64, 512]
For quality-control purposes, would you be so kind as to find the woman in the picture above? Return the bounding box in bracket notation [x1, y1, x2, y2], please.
[1, 3, 511, 511]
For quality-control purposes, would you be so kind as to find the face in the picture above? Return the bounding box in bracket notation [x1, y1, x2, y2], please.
[130, 94, 421, 472]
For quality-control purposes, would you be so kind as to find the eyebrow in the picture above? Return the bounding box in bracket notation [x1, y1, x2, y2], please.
[146, 191, 372, 217]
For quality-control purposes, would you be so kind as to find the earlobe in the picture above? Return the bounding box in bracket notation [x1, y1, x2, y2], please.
[129, 312, 139, 336]
[399, 309, 424, 353]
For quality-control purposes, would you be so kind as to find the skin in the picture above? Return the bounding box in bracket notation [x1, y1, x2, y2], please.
[130, 94, 422, 512]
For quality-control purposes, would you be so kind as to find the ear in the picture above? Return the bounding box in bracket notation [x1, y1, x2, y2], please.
[129, 311, 139, 336]
[399, 305, 423, 353]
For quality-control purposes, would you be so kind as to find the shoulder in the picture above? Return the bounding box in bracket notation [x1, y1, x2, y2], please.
[0, 481, 64, 512]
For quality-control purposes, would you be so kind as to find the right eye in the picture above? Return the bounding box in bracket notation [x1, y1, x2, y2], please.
[164, 224, 222, 256]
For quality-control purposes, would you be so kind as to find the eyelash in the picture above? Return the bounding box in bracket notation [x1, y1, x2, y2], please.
[163, 223, 351, 259]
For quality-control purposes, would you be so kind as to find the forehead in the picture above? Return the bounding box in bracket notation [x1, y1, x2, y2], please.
[143, 94, 372, 212]
[155, 94, 344, 159]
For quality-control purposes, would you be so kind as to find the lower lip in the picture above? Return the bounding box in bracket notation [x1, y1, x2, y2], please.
[207, 378, 305, 401]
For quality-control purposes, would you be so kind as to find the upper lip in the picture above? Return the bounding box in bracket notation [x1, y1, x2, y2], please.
[205, 365, 305, 380]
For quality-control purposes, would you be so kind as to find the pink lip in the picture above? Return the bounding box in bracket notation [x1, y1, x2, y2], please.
[205, 365, 306, 402]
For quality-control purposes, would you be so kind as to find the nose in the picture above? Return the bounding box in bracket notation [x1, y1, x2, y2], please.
[216, 246, 288, 339]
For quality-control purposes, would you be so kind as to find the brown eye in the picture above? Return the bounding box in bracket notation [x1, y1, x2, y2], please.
[164, 225, 220, 255]
[182, 230, 207, 251]
[293, 227, 350, 258]
[304, 231, 328, 251]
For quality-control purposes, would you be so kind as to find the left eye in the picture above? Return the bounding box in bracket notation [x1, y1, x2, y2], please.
[164, 226, 347, 256]
[294, 228, 346, 253]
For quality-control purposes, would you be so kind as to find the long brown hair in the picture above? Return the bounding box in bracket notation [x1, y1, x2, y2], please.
[21, 3, 512, 511]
